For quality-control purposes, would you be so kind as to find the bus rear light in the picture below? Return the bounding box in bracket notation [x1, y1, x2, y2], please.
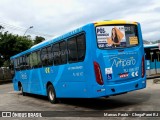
[94, 62, 104, 85]
[141, 56, 145, 78]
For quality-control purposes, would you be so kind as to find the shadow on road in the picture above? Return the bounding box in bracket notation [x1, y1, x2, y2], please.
[59, 93, 150, 110]
[21, 91, 151, 110]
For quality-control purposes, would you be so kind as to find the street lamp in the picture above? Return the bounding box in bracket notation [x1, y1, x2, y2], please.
[23, 26, 33, 36]
[0, 53, 3, 58]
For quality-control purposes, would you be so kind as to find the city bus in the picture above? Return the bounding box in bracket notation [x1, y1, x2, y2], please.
[10, 20, 146, 103]
[144, 43, 160, 76]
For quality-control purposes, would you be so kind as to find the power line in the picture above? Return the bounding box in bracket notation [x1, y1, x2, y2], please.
[0, 21, 53, 37]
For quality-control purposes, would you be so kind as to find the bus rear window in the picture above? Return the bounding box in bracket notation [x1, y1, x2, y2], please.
[96, 25, 139, 49]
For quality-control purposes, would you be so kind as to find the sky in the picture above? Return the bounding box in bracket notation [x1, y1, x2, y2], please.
[0, 0, 160, 41]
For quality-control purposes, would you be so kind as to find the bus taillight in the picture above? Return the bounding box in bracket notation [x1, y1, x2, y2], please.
[141, 56, 145, 78]
[94, 62, 104, 85]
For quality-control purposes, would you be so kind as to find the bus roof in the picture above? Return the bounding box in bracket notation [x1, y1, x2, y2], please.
[10, 24, 87, 59]
[94, 20, 138, 26]
[144, 43, 159, 48]
[10, 20, 139, 59]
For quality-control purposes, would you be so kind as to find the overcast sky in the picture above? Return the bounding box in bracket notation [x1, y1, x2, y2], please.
[0, 0, 160, 41]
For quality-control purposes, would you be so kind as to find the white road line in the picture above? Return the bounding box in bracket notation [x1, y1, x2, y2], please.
[8, 91, 20, 94]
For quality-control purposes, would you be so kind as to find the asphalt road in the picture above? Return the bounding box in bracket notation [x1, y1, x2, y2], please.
[0, 79, 160, 120]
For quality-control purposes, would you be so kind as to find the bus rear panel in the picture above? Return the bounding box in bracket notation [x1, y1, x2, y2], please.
[89, 21, 146, 97]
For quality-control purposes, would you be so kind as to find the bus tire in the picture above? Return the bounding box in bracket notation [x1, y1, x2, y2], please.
[19, 83, 26, 96]
[47, 84, 56, 104]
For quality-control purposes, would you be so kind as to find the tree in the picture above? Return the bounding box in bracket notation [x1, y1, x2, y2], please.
[0, 27, 33, 67]
[0, 25, 4, 31]
[33, 36, 45, 45]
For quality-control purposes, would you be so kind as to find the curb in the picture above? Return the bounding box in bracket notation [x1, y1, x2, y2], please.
[147, 76, 160, 79]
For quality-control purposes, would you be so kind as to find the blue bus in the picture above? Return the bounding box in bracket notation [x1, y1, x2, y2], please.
[10, 20, 146, 103]
[144, 43, 160, 76]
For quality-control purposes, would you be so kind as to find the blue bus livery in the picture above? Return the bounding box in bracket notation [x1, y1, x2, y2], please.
[144, 43, 160, 76]
[10, 20, 146, 103]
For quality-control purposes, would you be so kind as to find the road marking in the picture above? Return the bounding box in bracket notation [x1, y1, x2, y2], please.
[8, 91, 20, 94]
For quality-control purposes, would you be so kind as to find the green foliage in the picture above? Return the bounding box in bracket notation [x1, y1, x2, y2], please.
[0, 26, 47, 67]
[0, 58, 3, 67]
[3, 60, 10, 67]
[0, 27, 33, 67]
[34, 36, 45, 45]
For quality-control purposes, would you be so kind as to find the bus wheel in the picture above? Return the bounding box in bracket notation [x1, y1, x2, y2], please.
[19, 84, 26, 96]
[47, 84, 56, 104]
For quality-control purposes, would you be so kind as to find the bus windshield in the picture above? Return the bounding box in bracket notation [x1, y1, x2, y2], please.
[96, 24, 139, 49]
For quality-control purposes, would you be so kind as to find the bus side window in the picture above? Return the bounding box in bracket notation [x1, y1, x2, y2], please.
[41, 47, 49, 66]
[67, 37, 78, 63]
[53, 43, 61, 65]
[26, 54, 30, 69]
[47, 46, 53, 66]
[145, 49, 151, 60]
[60, 41, 67, 64]
[157, 52, 160, 62]
[152, 51, 158, 62]
[29, 53, 34, 68]
[77, 34, 86, 61]
[14, 59, 18, 71]
[37, 50, 42, 67]
[19, 57, 23, 70]
[32, 52, 38, 68]
[17, 58, 20, 71]
[21, 56, 25, 70]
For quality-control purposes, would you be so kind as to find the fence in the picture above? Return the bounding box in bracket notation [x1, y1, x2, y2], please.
[0, 68, 12, 82]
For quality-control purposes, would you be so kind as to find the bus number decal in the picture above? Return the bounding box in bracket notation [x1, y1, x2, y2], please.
[123, 67, 139, 77]
[68, 66, 84, 77]
[73, 72, 84, 77]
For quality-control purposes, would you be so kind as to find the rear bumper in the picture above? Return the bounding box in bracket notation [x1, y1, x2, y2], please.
[90, 77, 146, 98]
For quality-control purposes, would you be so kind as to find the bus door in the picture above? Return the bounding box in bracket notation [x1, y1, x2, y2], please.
[156, 51, 160, 74]
[29, 69, 42, 94]
[27, 52, 42, 94]
[145, 49, 151, 76]
[150, 51, 158, 75]
[145, 60, 150, 76]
